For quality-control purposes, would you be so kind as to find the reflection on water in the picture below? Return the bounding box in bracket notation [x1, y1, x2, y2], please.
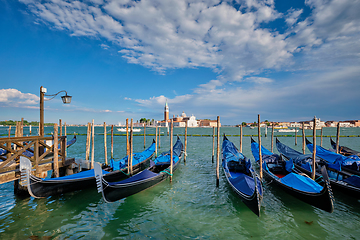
[0, 126, 360, 239]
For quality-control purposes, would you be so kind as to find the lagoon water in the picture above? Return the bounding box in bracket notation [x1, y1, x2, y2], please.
[1, 126, 360, 239]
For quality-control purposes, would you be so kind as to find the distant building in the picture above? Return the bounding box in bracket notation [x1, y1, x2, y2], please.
[199, 119, 220, 127]
[156, 103, 205, 127]
[164, 101, 169, 121]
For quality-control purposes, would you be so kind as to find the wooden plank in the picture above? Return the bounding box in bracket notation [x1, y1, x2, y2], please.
[0, 136, 54, 142]
[0, 158, 75, 184]
[0, 142, 35, 168]
[53, 123, 59, 178]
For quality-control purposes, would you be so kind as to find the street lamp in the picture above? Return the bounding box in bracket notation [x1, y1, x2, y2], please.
[40, 86, 72, 137]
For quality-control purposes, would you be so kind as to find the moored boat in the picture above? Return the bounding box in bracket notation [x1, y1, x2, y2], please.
[277, 138, 360, 199]
[19, 140, 156, 198]
[251, 138, 334, 213]
[306, 138, 360, 176]
[95, 136, 183, 203]
[330, 137, 360, 157]
[222, 135, 263, 216]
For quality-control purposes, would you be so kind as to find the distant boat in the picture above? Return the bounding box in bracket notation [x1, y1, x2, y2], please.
[277, 129, 299, 133]
[274, 126, 288, 129]
[117, 128, 141, 132]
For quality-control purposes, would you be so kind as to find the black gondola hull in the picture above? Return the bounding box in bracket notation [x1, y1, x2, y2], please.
[224, 172, 262, 216]
[24, 155, 152, 198]
[277, 138, 360, 199]
[262, 170, 334, 213]
[101, 156, 182, 203]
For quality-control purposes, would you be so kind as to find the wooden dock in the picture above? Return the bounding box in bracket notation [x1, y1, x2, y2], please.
[0, 135, 74, 185]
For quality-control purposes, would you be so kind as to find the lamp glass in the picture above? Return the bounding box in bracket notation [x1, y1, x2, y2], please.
[61, 95, 72, 104]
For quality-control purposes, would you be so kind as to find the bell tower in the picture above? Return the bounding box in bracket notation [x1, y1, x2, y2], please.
[164, 100, 169, 121]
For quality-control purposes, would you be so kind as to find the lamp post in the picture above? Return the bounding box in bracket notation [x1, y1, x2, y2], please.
[40, 86, 72, 137]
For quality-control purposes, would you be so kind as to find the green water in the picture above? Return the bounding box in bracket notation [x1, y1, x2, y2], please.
[1, 126, 360, 239]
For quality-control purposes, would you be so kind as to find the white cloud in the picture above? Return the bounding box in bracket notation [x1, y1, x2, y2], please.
[246, 77, 273, 84]
[101, 43, 110, 49]
[130, 66, 360, 122]
[285, 8, 303, 26]
[20, 0, 291, 80]
[0, 88, 39, 107]
[17, 0, 360, 123]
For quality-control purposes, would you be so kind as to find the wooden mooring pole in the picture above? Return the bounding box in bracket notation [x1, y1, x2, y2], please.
[320, 127, 323, 147]
[126, 118, 130, 174]
[155, 126, 158, 157]
[59, 119, 62, 137]
[258, 115, 263, 180]
[240, 125, 243, 153]
[130, 119, 133, 175]
[295, 127, 297, 145]
[212, 126, 215, 163]
[336, 123, 340, 154]
[170, 119, 173, 182]
[64, 122, 67, 137]
[85, 122, 91, 161]
[144, 124, 146, 149]
[265, 125, 267, 137]
[8, 126, 11, 138]
[159, 127, 161, 149]
[271, 123, 274, 153]
[184, 123, 188, 162]
[53, 123, 59, 178]
[111, 125, 114, 159]
[216, 116, 220, 187]
[302, 122, 305, 154]
[91, 119, 95, 169]
[104, 122, 108, 165]
[312, 117, 317, 180]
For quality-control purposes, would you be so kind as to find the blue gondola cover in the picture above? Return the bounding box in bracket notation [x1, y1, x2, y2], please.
[280, 173, 322, 193]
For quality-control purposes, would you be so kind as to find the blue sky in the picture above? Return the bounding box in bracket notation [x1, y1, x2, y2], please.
[1, 0, 360, 125]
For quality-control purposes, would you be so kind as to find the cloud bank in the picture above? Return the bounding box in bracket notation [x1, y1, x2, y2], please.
[18, 0, 360, 122]
[0, 89, 39, 108]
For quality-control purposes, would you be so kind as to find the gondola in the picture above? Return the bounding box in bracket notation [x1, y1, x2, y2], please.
[95, 136, 183, 203]
[19, 140, 156, 198]
[251, 138, 334, 213]
[222, 135, 263, 216]
[277, 138, 360, 198]
[0, 148, 7, 156]
[330, 137, 360, 157]
[306, 138, 360, 176]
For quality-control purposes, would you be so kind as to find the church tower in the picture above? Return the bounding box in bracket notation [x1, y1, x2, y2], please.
[164, 100, 169, 121]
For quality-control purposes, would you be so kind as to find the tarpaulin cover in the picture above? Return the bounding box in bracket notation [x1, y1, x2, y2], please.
[280, 173, 322, 193]
[276, 139, 321, 165]
[111, 142, 156, 171]
[301, 162, 312, 172]
[154, 137, 183, 165]
[285, 159, 294, 173]
[307, 142, 360, 167]
[343, 175, 360, 188]
[327, 162, 342, 172]
[251, 140, 274, 162]
[229, 173, 255, 196]
[42, 169, 110, 181]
